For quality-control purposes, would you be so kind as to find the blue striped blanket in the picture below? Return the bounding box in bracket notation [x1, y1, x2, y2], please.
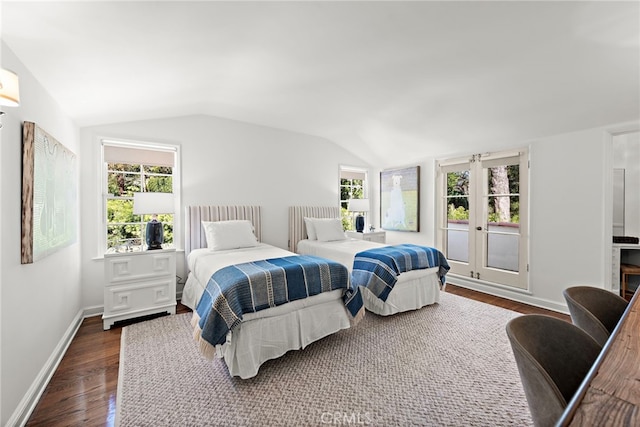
[195, 255, 363, 346]
[352, 244, 450, 302]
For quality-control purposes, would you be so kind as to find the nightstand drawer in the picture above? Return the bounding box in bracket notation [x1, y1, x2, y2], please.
[104, 278, 175, 313]
[105, 252, 175, 284]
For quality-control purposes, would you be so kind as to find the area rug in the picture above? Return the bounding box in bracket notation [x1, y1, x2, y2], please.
[116, 292, 532, 426]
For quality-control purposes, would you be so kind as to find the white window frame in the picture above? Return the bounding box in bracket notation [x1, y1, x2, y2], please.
[436, 149, 529, 289]
[100, 138, 181, 253]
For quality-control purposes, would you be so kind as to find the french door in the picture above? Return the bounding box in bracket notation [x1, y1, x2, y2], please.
[437, 150, 529, 289]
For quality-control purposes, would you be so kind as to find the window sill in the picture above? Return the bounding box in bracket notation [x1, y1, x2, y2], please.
[93, 247, 184, 261]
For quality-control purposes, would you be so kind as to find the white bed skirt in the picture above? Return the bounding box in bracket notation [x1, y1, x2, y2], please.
[195, 289, 350, 379]
[181, 273, 201, 311]
[362, 267, 441, 316]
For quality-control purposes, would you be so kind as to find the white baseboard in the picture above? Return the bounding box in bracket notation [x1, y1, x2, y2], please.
[447, 274, 570, 315]
[6, 308, 86, 427]
[83, 304, 103, 318]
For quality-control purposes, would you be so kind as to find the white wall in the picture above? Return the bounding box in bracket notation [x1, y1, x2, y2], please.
[1, 13, 4, 423]
[527, 128, 608, 305]
[1, 45, 81, 426]
[1, 11, 5, 423]
[79, 115, 371, 308]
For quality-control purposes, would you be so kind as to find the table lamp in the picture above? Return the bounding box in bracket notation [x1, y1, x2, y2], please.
[133, 192, 174, 250]
[348, 199, 369, 232]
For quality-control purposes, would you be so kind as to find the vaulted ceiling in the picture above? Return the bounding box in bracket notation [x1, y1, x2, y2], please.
[2, 1, 639, 165]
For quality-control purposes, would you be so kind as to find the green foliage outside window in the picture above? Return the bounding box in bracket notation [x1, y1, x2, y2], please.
[446, 171, 470, 221]
[340, 177, 364, 231]
[448, 205, 469, 221]
[106, 163, 173, 251]
[340, 207, 352, 230]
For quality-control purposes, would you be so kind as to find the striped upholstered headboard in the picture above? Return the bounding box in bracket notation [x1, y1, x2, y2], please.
[288, 206, 340, 253]
[184, 205, 262, 256]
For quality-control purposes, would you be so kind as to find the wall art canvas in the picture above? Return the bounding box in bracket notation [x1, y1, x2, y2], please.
[21, 122, 77, 264]
[380, 165, 420, 232]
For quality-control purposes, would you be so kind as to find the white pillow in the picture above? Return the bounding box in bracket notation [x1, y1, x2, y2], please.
[314, 218, 347, 242]
[304, 217, 317, 240]
[201, 220, 259, 251]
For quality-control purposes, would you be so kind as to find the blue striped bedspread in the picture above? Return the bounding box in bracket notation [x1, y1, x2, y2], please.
[352, 244, 450, 302]
[194, 255, 364, 346]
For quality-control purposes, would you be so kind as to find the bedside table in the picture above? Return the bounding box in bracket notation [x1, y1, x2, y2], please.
[346, 230, 386, 244]
[102, 248, 176, 330]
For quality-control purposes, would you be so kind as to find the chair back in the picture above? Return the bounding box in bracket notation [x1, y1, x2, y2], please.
[506, 315, 601, 427]
[563, 286, 628, 347]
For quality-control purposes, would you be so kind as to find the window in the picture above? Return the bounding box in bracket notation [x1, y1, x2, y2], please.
[436, 150, 529, 289]
[102, 140, 179, 252]
[340, 167, 368, 231]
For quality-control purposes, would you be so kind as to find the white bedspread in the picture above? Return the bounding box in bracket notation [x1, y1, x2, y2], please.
[297, 238, 440, 315]
[297, 238, 384, 272]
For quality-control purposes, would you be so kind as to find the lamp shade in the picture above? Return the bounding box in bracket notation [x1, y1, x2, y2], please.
[133, 192, 174, 215]
[0, 69, 20, 107]
[347, 199, 369, 212]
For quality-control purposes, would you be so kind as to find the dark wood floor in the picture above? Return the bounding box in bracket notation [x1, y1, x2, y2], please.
[25, 286, 568, 426]
[444, 285, 570, 321]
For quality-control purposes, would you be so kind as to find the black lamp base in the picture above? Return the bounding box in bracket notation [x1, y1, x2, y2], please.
[146, 220, 164, 250]
[355, 215, 365, 233]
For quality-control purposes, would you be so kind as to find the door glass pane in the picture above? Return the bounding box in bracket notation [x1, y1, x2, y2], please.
[485, 164, 519, 271]
[446, 170, 470, 263]
[447, 227, 469, 262]
[487, 230, 519, 271]
[486, 164, 519, 224]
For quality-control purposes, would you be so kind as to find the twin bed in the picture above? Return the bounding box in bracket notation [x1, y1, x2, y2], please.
[182, 206, 363, 379]
[183, 205, 449, 379]
[289, 206, 449, 316]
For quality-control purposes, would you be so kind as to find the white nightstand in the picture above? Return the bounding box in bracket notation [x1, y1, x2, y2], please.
[346, 230, 386, 244]
[102, 248, 176, 330]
